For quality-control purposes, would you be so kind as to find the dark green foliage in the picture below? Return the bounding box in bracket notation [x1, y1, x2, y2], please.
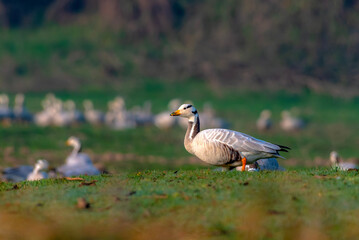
[1, 1, 359, 94]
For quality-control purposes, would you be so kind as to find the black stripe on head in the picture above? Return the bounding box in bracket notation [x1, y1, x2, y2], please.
[192, 110, 198, 114]
[184, 104, 192, 110]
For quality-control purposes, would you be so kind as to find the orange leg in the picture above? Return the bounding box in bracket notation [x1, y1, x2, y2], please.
[241, 157, 247, 171]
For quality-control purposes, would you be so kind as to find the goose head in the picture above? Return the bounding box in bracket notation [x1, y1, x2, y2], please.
[170, 104, 198, 121]
[66, 136, 82, 152]
[35, 159, 49, 171]
[330, 151, 340, 165]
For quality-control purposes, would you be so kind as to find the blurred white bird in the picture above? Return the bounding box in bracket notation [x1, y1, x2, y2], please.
[131, 100, 154, 126]
[52, 99, 72, 127]
[105, 97, 135, 129]
[34, 95, 53, 126]
[154, 98, 181, 129]
[63, 100, 85, 124]
[0, 94, 14, 123]
[280, 110, 305, 131]
[83, 99, 105, 125]
[13, 93, 33, 122]
[330, 151, 358, 170]
[27, 159, 49, 181]
[256, 110, 272, 131]
[200, 102, 230, 129]
[57, 136, 100, 176]
[2, 159, 49, 182]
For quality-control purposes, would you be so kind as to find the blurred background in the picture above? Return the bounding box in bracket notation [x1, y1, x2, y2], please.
[0, 0, 358, 171]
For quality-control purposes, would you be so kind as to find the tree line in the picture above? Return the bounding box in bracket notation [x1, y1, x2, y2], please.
[0, 0, 358, 95]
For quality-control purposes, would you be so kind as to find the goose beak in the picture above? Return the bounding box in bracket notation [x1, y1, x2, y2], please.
[170, 110, 181, 116]
[66, 140, 71, 146]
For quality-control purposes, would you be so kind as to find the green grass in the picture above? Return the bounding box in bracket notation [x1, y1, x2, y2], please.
[1, 169, 359, 239]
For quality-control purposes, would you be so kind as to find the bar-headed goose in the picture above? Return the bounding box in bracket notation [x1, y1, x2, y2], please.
[105, 97, 136, 129]
[14, 93, 33, 122]
[131, 101, 154, 126]
[83, 100, 105, 125]
[256, 110, 272, 131]
[2, 159, 48, 182]
[57, 136, 100, 176]
[170, 104, 290, 171]
[34, 96, 53, 127]
[280, 110, 305, 132]
[0, 94, 14, 122]
[330, 151, 358, 170]
[27, 159, 49, 181]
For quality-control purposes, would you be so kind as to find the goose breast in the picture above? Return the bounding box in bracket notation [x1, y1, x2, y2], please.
[66, 153, 92, 165]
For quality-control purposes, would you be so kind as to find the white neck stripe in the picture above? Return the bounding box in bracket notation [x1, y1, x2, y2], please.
[189, 114, 199, 139]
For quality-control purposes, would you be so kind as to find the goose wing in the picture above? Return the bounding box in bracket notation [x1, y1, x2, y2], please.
[200, 129, 283, 155]
[2, 165, 33, 182]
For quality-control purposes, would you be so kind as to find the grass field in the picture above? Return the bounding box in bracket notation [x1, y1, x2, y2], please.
[1, 169, 359, 239]
[0, 85, 359, 239]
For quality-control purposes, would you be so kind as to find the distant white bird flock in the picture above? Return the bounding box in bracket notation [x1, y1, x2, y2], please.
[0, 92, 307, 134]
[0, 93, 232, 131]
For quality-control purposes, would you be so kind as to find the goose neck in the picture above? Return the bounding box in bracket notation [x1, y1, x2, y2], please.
[33, 165, 41, 174]
[184, 114, 200, 153]
[72, 143, 82, 155]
